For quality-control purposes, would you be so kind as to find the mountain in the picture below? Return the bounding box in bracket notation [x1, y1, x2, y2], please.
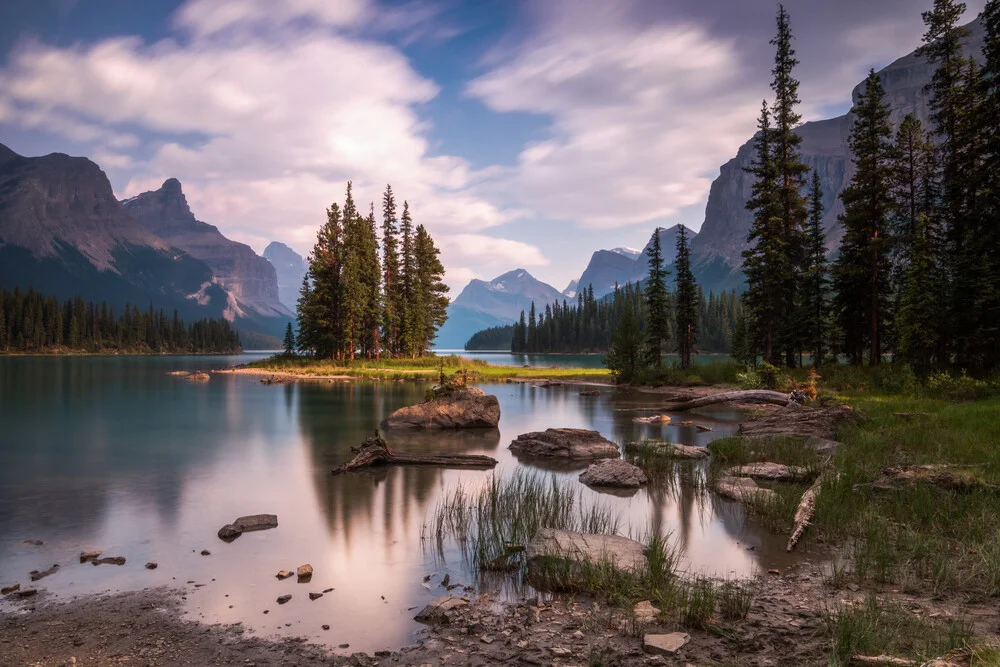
[689, 17, 987, 291]
[574, 224, 697, 298]
[0, 143, 230, 322]
[121, 179, 291, 330]
[434, 269, 564, 348]
[263, 241, 307, 312]
[563, 279, 579, 298]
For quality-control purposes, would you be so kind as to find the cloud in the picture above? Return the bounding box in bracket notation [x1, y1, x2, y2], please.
[0, 0, 525, 290]
[467, 1, 760, 230]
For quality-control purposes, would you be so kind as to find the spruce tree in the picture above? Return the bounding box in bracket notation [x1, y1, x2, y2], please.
[742, 101, 783, 364]
[976, 0, 1000, 371]
[802, 170, 830, 367]
[644, 228, 670, 368]
[832, 69, 894, 366]
[605, 303, 643, 383]
[339, 186, 365, 359]
[770, 4, 810, 366]
[381, 185, 402, 356]
[360, 204, 383, 359]
[673, 225, 698, 369]
[283, 322, 295, 355]
[399, 201, 416, 357]
[298, 201, 344, 358]
[413, 224, 449, 354]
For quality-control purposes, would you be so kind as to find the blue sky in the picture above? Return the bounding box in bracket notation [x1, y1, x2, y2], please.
[0, 0, 986, 294]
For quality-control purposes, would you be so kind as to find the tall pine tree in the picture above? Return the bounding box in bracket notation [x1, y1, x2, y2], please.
[832, 69, 894, 366]
[673, 225, 698, 369]
[644, 228, 670, 368]
[801, 170, 830, 367]
[413, 224, 449, 355]
[381, 185, 402, 356]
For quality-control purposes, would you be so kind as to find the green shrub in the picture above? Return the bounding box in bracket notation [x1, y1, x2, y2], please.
[870, 363, 918, 394]
[925, 371, 996, 401]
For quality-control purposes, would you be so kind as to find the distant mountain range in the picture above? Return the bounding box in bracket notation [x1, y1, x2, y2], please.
[0, 142, 291, 338]
[262, 241, 307, 312]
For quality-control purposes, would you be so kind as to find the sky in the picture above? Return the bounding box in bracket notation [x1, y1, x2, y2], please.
[0, 0, 987, 295]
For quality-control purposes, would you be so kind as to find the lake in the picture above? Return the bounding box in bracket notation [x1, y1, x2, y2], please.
[0, 354, 790, 654]
[438, 349, 730, 369]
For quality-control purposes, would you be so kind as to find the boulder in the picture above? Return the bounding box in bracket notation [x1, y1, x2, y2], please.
[234, 514, 278, 531]
[715, 477, 777, 504]
[726, 462, 808, 481]
[526, 528, 647, 575]
[644, 633, 690, 655]
[414, 594, 467, 624]
[276, 570, 293, 580]
[297, 564, 313, 581]
[381, 388, 500, 429]
[217, 524, 242, 541]
[579, 459, 649, 488]
[185, 372, 211, 381]
[79, 551, 102, 563]
[509, 429, 619, 460]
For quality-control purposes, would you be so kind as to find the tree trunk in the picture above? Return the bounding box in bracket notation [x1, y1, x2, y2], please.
[665, 390, 802, 412]
[331, 432, 498, 475]
[787, 475, 823, 552]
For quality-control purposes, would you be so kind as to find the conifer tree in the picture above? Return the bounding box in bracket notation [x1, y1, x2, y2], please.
[742, 101, 783, 364]
[399, 200, 416, 356]
[801, 170, 830, 367]
[381, 185, 402, 355]
[770, 4, 810, 366]
[360, 204, 383, 359]
[283, 322, 295, 355]
[413, 224, 449, 354]
[832, 69, 894, 366]
[298, 201, 344, 358]
[673, 226, 698, 369]
[605, 303, 643, 382]
[644, 228, 670, 368]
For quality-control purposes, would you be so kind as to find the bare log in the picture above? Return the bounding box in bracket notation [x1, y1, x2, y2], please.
[786, 475, 823, 552]
[665, 390, 802, 412]
[332, 432, 498, 475]
[849, 655, 916, 666]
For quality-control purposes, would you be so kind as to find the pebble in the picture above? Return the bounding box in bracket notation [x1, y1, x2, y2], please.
[277, 595, 291, 604]
[145, 562, 158, 570]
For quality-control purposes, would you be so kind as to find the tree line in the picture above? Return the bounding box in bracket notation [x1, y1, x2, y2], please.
[741, 1, 1000, 376]
[296, 182, 449, 359]
[0, 285, 241, 354]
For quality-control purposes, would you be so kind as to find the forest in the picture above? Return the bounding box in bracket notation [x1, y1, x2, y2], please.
[0, 285, 241, 354]
[296, 182, 449, 359]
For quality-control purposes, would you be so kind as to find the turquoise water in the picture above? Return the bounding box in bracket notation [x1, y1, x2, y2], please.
[0, 354, 787, 653]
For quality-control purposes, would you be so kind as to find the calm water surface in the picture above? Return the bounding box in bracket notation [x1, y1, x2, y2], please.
[0, 354, 789, 654]
[439, 349, 729, 369]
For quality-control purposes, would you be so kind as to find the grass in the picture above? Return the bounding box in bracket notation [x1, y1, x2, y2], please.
[825, 595, 972, 666]
[245, 353, 612, 382]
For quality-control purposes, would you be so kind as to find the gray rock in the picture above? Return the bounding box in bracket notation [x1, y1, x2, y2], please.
[414, 594, 467, 624]
[526, 528, 647, 574]
[715, 477, 778, 504]
[145, 562, 158, 570]
[381, 388, 500, 429]
[509, 429, 619, 460]
[234, 514, 278, 532]
[579, 459, 648, 488]
[644, 632, 690, 655]
[217, 524, 242, 541]
[1, 583, 20, 595]
[277, 594, 292, 604]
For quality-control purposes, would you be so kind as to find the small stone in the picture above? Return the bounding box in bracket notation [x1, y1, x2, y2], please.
[643, 633, 690, 655]
[480, 635, 494, 644]
[276, 570, 294, 580]
[633, 600, 659, 624]
[200, 549, 211, 556]
[322, 624, 330, 630]
[263, 610, 269, 614]
[1, 584, 20, 595]
[550, 647, 572, 656]
[339, 643, 350, 649]
[277, 595, 291, 604]
[29, 564, 59, 582]
[297, 564, 313, 580]
[309, 592, 323, 601]
[145, 562, 158, 570]
[768, 569, 781, 575]
[323, 587, 334, 593]
[80, 551, 102, 563]
[414, 595, 467, 624]
[23, 540, 43, 546]
[15, 589, 38, 598]
[441, 573, 451, 588]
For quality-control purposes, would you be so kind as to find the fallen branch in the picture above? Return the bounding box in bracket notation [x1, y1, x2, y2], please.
[849, 655, 916, 666]
[665, 390, 803, 412]
[331, 432, 498, 475]
[787, 475, 823, 552]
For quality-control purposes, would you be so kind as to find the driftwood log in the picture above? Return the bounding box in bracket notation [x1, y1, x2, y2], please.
[331, 432, 498, 475]
[665, 390, 804, 412]
[849, 656, 917, 666]
[787, 475, 824, 552]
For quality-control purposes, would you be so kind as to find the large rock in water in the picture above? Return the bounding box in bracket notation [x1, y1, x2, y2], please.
[526, 528, 647, 575]
[509, 428, 619, 460]
[579, 459, 648, 488]
[381, 388, 500, 429]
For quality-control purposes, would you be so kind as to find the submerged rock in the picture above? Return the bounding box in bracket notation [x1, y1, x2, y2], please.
[526, 528, 647, 575]
[579, 459, 649, 488]
[217, 524, 241, 541]
[715, 477, 778, 504]
[309, 592, 323, 601]
[509, 429, 619, 460]
[414, 594, 467, 624]
[297, 564, 313, 581]
[276, 594, 291, 604]
[185, 372, 211, 381]
[23, 539, 43, 546]
[79, 551, 102, 564]
[632, 415, 672, 424]
[145, 562, 158, 570]
[29, 564, 59, 582]
[276, 570, 293, 580]
[1, 583, 20, 595]
[381, 388, 500, 429]
[218, 514, 278, 541]
[92, 556, 126, 566]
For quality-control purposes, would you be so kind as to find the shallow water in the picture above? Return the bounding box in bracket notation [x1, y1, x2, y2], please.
[0, 354, 793, 654]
